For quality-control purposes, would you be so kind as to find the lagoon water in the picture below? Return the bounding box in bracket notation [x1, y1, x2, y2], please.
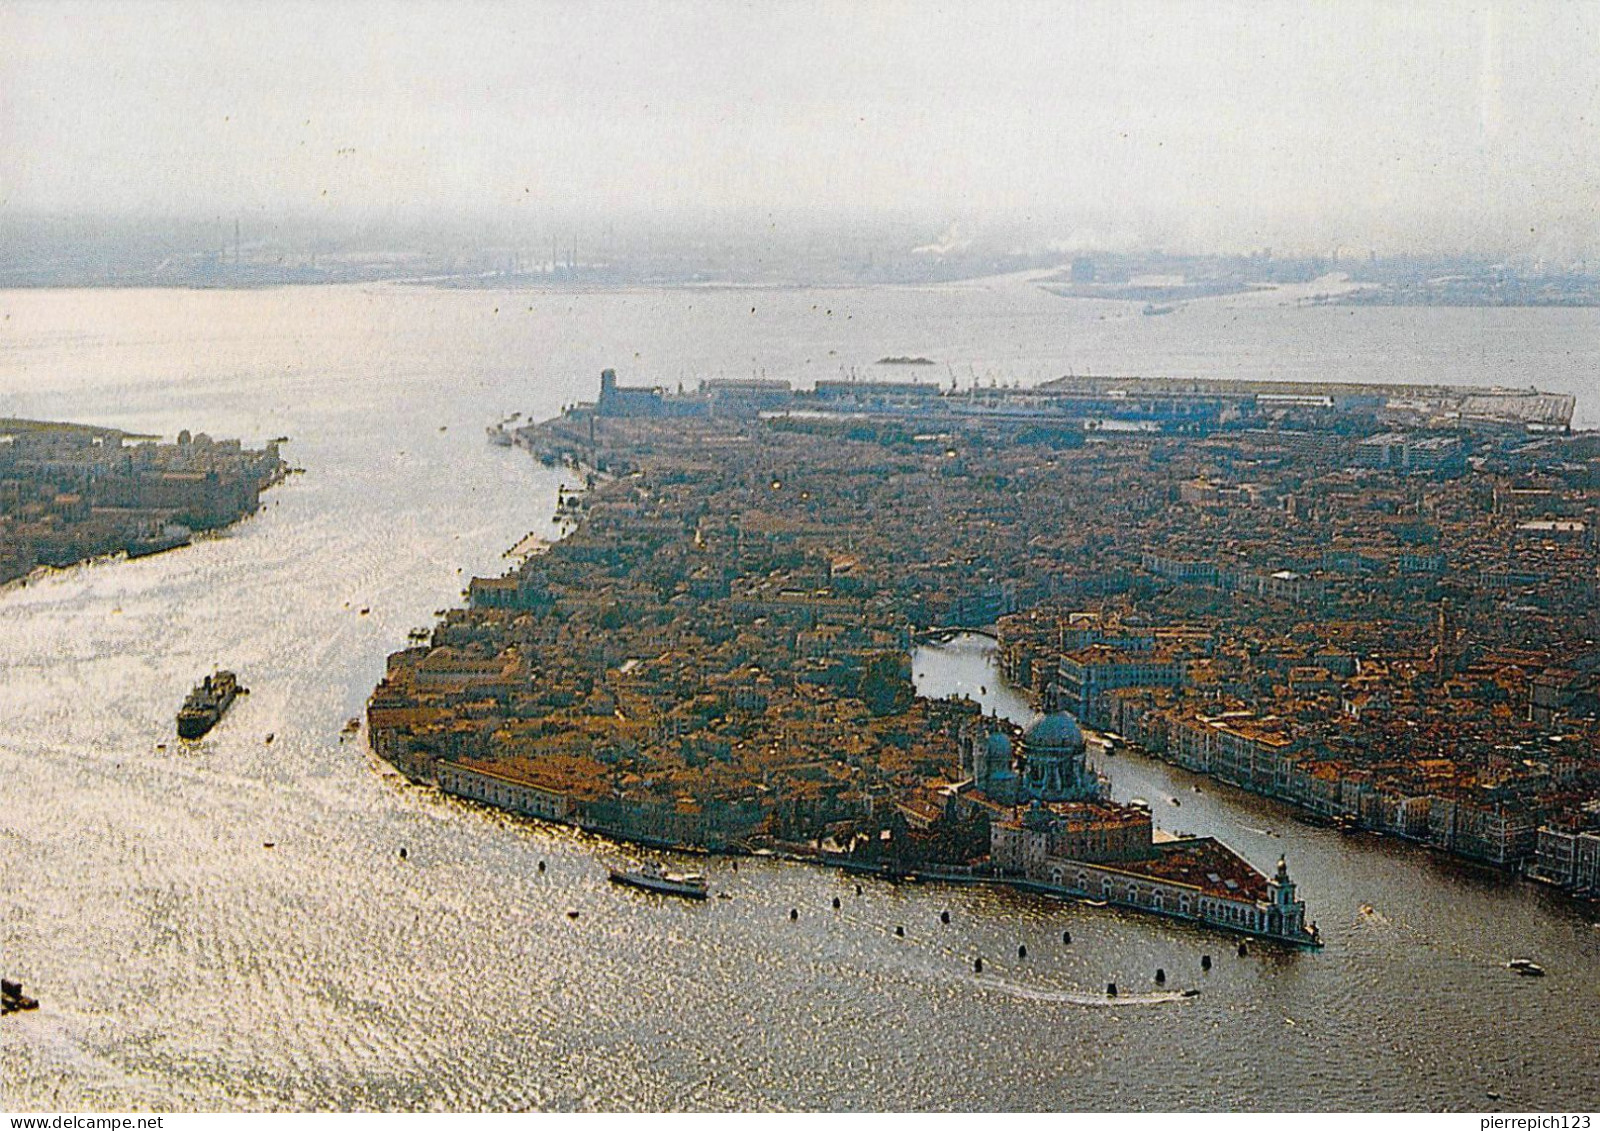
[1, 279, 1597, 1110]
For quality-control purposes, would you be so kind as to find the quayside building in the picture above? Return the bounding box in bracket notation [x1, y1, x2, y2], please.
[581, 367, 1576, 436]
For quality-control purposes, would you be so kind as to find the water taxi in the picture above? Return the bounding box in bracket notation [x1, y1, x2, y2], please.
[608, 861, 709, 900]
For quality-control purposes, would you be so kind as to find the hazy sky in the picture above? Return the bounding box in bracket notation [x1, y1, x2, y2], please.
[4, 0, 1598, 255]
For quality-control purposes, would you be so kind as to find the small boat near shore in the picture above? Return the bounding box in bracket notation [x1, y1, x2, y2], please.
[127, 521, 193, 559]
[1507, 958, 1545, 977]
[608, 861, 708, 900]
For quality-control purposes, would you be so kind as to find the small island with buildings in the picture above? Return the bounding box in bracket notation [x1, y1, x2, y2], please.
[369, 366, 1600, 946]
[0, 419, 289, 585]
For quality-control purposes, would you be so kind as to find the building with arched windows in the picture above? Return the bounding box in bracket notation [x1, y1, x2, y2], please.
[964, 711, 1319, 946]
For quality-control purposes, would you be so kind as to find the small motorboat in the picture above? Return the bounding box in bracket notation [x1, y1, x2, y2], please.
[609, 862, 708, 900]
[1507, 958, 1545, 977]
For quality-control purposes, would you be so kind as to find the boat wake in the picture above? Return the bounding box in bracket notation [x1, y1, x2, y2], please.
[1356, 903, 1393, 928]
[1356, 902, 1540, 976]
[971, 973, 1197, 1008]
[870, 947, 1200, 1008]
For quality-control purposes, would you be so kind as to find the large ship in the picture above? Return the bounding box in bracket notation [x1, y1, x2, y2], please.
[177, 670, 244, 740]
[607, 861, 709, 900]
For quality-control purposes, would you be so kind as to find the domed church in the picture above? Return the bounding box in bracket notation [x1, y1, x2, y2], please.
[964, 728, 1017, 800]
[960, 710, 1107, 806]
[953, 711, 1318, 946]
[1017, 712, 1105, 803]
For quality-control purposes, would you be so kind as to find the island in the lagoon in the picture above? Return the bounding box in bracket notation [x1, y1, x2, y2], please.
[0, 419, 289, 585]
[368, 368, 1600, 941]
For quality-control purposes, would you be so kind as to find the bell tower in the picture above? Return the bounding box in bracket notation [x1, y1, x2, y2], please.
[1266, 855, 1310, 941]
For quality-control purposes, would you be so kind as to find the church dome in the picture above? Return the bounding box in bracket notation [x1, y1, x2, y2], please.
[1023, 712, 1085, 751]
[985, 730, 1015, 779]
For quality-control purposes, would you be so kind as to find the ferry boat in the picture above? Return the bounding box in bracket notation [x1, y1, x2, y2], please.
[607, 861, 709, 900]
[177, 670, 244, 739]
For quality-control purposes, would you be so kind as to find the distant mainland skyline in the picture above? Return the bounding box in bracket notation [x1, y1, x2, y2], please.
[4, 0, 1599, 265]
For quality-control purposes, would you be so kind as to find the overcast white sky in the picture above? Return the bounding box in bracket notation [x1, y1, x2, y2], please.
[3, 0, 1597, 255]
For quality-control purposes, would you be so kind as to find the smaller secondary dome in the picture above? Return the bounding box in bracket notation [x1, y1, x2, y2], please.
[985, 731, 1013, 756]
[1023, 712, 1085, 751]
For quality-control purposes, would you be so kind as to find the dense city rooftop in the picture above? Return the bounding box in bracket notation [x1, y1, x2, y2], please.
[370, 372, 1599, 888]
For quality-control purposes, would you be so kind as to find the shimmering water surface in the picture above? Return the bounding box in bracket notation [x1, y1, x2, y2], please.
[1, 281, 1597, 1111]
